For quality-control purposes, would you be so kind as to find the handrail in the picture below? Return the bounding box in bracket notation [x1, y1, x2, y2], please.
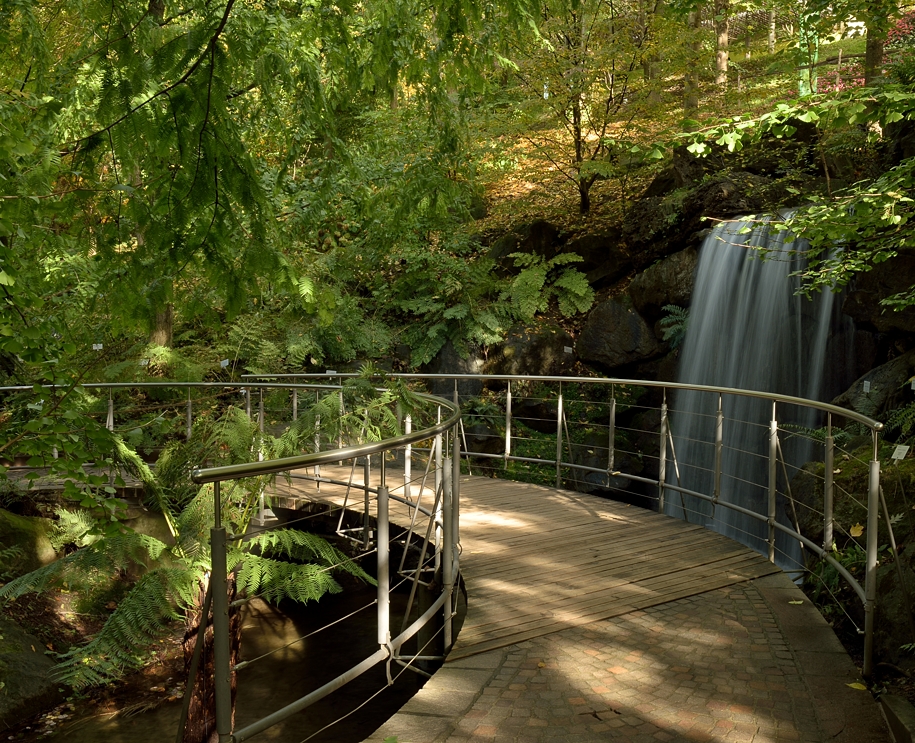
[243, 373, 884, 433]
[192, 392, 460, 483]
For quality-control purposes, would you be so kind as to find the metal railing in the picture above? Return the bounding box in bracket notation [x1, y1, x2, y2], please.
[0, 371, 889, 739]
[248, 372, 887, 681]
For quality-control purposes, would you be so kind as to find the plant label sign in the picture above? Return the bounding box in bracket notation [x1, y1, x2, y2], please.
[893, 445, 910, 461]
[220, 359, 230, 368]
[863, 380, 871, 394]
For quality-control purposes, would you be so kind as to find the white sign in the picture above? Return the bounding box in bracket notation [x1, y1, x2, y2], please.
[92, 343, 103, 351]
[138, 359, 149, 367]
[326, 370, 337, 375]
[220, 359, 230, 368]
[862, 380, 871, 394]
[893, 445, 910, 461]
[563, 346, 573, 354]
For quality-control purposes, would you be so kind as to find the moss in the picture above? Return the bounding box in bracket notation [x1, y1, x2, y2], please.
[0, 509, 58, 577]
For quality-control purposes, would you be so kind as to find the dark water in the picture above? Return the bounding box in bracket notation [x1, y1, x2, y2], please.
[39, 579, 464, 743]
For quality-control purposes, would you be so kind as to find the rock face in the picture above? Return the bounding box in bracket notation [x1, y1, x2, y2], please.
[577, 296, 663, 372]
[843, 254, 915, 334]
[483, 324, 575, 378]
[832, 348, 915, 419]
[0, 618, 63, 729]
[0, 510, 57, 577]
[423, 340, 484, 399]
[628, 247, 699, 321]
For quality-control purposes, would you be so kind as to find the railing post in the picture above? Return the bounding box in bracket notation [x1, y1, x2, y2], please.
[404, 415, 412, 501]
[314, 413, 321, 490]
[768, 402, 778, 564]
[245, 387, 251, 418]
[824, 414, 835, 551]
[608, 392, 616, 474]
[555, 384, 563, 490]
[363, 456, 371, 550]
[452, 422, 461, 548]
[658, 392, 668, 510]
[377, 485, 391, 657]
[106, 394, 115, 432]
[434, 408, 443, 497]
[258, 388, 265, 434]
[186, 391, 193, 441]
[210, 481, 232, 741]
[443, 454, 454, 653]
[714, 393, 723, 505]
[863, 434, 880, 680]
[504, 381, 512, 467]
[292, 389, 298, 422]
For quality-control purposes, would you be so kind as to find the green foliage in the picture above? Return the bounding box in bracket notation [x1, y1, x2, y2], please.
[502, 253, 595, 321]
[886, 401, 915, 439]
[659, 305, 689, 348]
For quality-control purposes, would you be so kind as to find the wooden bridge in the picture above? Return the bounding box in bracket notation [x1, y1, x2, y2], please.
[270, 467, 781, 660]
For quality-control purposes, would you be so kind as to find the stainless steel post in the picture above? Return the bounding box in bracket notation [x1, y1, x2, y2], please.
[210, 481, 232, 740]
[714, 393, 723, 505]
[107, 395, 115, 432]
[555, 385, 563, 489]
[824, 414, 835, 550]
[186, 391, 193, 441]
[658, 394, 668, 510]
[404, 415, 412, 501]
[292, 389, 298, 421]
[863, 436, 880, 680]
[377, 485, 390, 652]
[258, 388, 265, 434]
[363, 456, 371, 550]
[504, 381, 512, 467]
[608, 393, 616, 474]
[443, 455, 454, 652]
[768, 402, 778, 564]
[245, 388, 251, 418]
[434, 408, 443, 497]
[453, 422, 461, 547]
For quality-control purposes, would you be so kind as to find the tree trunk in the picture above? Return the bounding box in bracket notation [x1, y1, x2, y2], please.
[683, 10, 702, 121]
[149, 302, 174, 348]
[864, 26, 885, 85]
[715, 0, 729, 88]
[182, 578, 241, 743]
[768, 9, 776, 54]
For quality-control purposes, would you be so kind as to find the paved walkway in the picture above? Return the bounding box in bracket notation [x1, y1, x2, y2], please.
[365, 573, 888, 742]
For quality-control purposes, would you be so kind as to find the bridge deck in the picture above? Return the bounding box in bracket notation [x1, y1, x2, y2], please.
[271, 468, 780, 658]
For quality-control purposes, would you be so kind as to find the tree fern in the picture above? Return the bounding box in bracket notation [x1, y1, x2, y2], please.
[54, 566, 199, 689]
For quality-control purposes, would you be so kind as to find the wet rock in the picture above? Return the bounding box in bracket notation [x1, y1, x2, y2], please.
[483, 324, 575, 379]
[577, 296, 663, 372]
[0, 509, 57, 578]
[422, 340, 484, 399]
[629, 247, 699, 322]
[488, 220, 561, 271]
[832, 348, 915, 419]
[0, 618, 63, 729]
[843, 254, 915, 334]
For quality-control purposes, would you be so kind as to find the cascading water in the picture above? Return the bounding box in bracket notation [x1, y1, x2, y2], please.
[666, 214, 853, 571]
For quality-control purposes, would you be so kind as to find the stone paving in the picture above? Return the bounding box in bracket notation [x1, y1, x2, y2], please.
[365, 574, 888, 743]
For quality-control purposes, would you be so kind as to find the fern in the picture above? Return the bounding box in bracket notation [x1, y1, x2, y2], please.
[887, 401, 915, 439]
[659, 304, 689, 348]
[54, 566, 198, 689]
[50, 508, 99, 551]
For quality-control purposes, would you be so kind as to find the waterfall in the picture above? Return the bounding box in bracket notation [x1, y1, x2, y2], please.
[667, 215, 852, 570]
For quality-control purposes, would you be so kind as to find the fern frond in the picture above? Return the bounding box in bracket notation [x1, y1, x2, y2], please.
[53, 566, 197, 689]
[245, 529, 374, 583]
[237, 555, 344, 605]
[50, 508, 99, 551]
